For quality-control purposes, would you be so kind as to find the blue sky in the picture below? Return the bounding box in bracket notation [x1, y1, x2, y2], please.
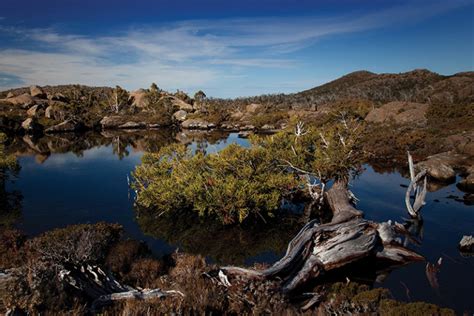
[0, 0, 473, 97]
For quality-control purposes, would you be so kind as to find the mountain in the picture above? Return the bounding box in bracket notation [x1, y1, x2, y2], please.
[214, 69, 473, 110]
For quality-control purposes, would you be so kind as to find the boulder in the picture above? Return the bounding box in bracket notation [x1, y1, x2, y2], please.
[416, 159, 456, 182]
[27, 104, 45, 117]
[415, 152, 465, 182]
[21, 118, 43, 134]
[365, 101, 428, 125]
[246, 103, 263, 113]
[6, 92, 14, 98]
[100, 116, 125, 129]
[130, 89, 148, 108]
[5, 93, 36, 107]
[171, 97, 194, 112]
[30, 85, 47, 98]
[118, 121, 146, 129]
[459, 235, 474, 253]
[173, 110, 188, 122]
[181, 118, 213, 130]
[45, 119, 85, 133]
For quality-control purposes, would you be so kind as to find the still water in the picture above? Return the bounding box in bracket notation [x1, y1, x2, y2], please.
[4, 130, 474, 313]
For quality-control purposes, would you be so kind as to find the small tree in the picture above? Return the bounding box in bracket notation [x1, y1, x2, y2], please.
[193, 90, 207, 112]
[109, 85, 129, 113]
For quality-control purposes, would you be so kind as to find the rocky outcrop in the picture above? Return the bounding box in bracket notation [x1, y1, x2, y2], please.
[365, 101, 428, 125]
[100, 116, 125, 129]
[30, 85, 47, 98]
[4, 93, 36, 107]
[173, 110, 188, 122]
[170, 97, 194, 112]
[6, 92, 14, 98]
[27, 104, 45, 117]
[181, 118, 215, 130]
[45, 119, 85, 133]
[21, 118, 43, 134]
[459, 235, 474, 253]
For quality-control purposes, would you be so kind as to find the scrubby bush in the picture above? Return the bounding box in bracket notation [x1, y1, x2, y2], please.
[132, 118, 363, 224]
[132, 142, 299, 224]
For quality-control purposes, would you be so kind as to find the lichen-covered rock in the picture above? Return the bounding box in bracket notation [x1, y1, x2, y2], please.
[365, 101, 428, 125]
[21, 118, 43, 134]
[45, 119, 85, 133]
[173, 110, 188, 122]
[30, 85, 47, 98]
[459, 235, 474, 253]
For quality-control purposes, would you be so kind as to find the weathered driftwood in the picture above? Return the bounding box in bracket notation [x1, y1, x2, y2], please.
[220, 179, 424, 293]
[59, 264, 184, 311]
[405, 151, 427, 218]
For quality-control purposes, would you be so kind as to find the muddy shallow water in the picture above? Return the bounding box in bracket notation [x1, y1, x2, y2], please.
[4, 130, 474, 313]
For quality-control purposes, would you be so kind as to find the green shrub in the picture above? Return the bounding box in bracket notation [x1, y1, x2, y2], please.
[132, 143, 299, 224]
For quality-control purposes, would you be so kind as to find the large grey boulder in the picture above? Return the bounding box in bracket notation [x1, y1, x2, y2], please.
[21, 118, 43, 134]
[45, 119, 85, 133]
[30, 85, 47, 98]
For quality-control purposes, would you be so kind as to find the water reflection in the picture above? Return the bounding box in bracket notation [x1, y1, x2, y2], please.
[2, 130, 473, 313]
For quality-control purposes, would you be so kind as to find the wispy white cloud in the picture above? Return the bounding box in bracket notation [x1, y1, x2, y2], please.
[0, 0, 470, 96]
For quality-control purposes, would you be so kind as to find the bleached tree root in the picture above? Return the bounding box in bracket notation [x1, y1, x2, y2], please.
[220, 179, 424, 294]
